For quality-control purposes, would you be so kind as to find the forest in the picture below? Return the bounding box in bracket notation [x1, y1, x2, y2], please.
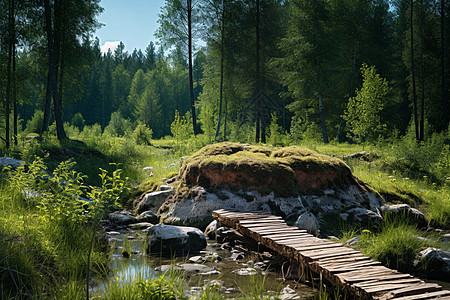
[0, 0, 448, 145]
[0, 0, 449, 299]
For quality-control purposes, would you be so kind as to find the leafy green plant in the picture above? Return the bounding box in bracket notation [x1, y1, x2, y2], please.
[344, 64, 390, 144]
[133, 122, 153, 145]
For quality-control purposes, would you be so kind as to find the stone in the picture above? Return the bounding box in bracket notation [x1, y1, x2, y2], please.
[204, 220, 218, 239]
[109, 211, 138, 226]
[0, 157, 26, 170]
[295, 212, 319, 235]
[346, 236, 360, 246]
[146, 224, 207, 256]
[128, 222, 153, 230]
[189, 255, 205, 263]
[157, 263, 214, 275]
[231, 267, 257, 276]
[137, 210, 159, 224]
[347, 207, 382, 226]
[380, 204, 427, 227]
[135, 190, 175, 215]
[441, 233, 450, 246]
[415, 248, 450, 279]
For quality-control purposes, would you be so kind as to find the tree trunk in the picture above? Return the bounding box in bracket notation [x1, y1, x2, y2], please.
[419, 39, 425, 141]
[215, 0, 225, 141]
[441, 0, 448, 130]
[5, 0, 13, 149]
[255, 0, 261, 143]
[223, 96, 227, 141]
[187, 0, 198, 135]
[13, 33, 17, 146]
[318, 94, 328, 143]
[43, 0, 67, 140]
[41, 73, 52, 134]
[410, 0, 419, 141]
[314, 0, 328, 144]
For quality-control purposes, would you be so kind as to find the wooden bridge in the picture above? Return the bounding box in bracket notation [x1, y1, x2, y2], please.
[212, 209, 450, 300]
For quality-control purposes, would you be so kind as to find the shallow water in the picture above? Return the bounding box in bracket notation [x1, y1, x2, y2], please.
[93, 230, 318, 298]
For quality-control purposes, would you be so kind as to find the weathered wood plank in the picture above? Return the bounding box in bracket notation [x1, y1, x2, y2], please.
[375, 284, 442, 300]
[392, 290, 450, 300]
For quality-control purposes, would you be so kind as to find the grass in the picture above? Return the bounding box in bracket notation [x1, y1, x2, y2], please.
[1, 126, 448, 298]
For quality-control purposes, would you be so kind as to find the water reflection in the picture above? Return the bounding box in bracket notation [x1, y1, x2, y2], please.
[94, 231, 318, 298]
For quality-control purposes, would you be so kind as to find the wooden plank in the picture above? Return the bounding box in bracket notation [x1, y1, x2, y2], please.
[265, 233, 311, 240]
[263, 231, 308, 238]
[327, 261, 382, 273]
[317, 257, 373, 268]
[343, 273, 413, 284]
[355, 278, 423, 289]
[364, 283, 421, 294]
[239, 218, 284, 223]
[309, 250, 363, 260]
[376, 284, 442, 299]
[240, 224, 287, 230]
[392, 290, 450, 300]
[293, 243, 343, 251]
[255, 228, 300, 235]
[275, 237, 320, 244]
[317, 253, 369, 264]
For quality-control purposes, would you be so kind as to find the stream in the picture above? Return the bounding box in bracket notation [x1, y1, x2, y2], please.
[93, 230, 320, 299]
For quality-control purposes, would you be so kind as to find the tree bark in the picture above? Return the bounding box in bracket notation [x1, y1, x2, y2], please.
[5, 0, 13, 148]
[314, 0, 328, 143]
[13, 31, 17, 146]
[410, 0, 419, 141]
[43, 0, 67, 140]
[441, 0, 448, 130]
[215, 0, 225, 141]
[255, 0, 261, 143]
[187, 0, 198, 135]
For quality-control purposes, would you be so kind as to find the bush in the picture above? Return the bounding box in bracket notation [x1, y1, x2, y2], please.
[133, 122, 153, 145]
[25, 110, 44, 134]
[104, 111, 132, 137]
[71, 113, 85, 130]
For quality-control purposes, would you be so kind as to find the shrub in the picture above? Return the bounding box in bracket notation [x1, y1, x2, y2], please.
[71, 113, 86, 130]
[25, 110, 44, 134]
[133, 122, 153, 145]
[104, 111, 132, 137]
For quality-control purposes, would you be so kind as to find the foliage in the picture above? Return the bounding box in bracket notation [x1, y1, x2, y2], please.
[104, 111, 132, 137]
[344, 64, 390, 143]
[71, 113, 86, 130]
[24, 110, 44, 135]
[0, 157, 128, 299]
[357, 219, 436, 273]
[171, 110, 194, 147]
[133, 122, 153, 145]
[268, 112, 284, 146]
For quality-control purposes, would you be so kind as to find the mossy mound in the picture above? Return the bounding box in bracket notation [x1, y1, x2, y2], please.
[179, 143, 358, 196]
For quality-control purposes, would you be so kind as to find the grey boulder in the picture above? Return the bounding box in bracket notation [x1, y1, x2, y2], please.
[415, 248, 450, 279]
[146, 224, 206, 256]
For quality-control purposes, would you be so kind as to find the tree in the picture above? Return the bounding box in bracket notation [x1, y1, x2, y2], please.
[156, 0, 200, 135]
[344, 64, 390, 143]
[42, 0, 66, 140]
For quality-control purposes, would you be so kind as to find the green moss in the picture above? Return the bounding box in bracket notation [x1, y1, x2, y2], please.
[179, 142, 357, 196]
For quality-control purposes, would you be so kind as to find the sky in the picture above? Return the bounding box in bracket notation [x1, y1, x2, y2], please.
[95, 0, 166, 55]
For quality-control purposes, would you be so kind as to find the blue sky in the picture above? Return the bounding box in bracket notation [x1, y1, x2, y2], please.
[95, 0, 166, 54]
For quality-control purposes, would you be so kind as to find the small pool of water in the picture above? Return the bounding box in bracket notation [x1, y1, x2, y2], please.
[93, 230, 318, 298]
